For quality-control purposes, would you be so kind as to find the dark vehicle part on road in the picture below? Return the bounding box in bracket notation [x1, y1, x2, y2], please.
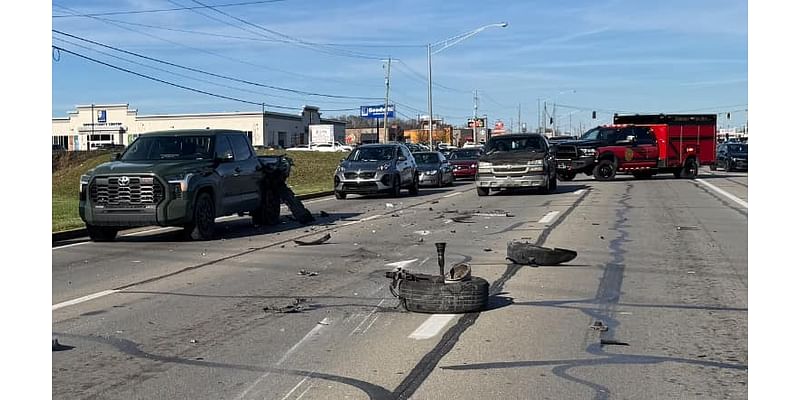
[334, 143, 419, 199]
[293, 233, 331, 246]
[52, 337, 74, 352]
[506, 241, 578, 265]
[711, 142, 748, 171]
[413, 151, 455, 187]
[79, 130, 313, 242]
[386, 242, 489, 313]
[476, 133, 557, 196]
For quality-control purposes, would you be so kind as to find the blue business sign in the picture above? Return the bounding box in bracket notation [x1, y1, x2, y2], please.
[360, 104, 395, 119]
[97, 109, 107, 123]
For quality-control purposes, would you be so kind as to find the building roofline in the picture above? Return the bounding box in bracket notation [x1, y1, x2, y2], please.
[75, 103, 130, 109]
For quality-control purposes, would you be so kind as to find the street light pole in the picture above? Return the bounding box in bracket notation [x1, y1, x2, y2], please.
[427, 22, 508, 149]
[384, 57, 392, 143]
[427, 43, 433, 147]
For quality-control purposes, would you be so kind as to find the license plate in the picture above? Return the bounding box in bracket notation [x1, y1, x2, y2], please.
[558, 163, 567, 169]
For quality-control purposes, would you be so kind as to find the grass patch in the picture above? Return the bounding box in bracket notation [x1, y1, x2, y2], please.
[51, 150, 341, 232]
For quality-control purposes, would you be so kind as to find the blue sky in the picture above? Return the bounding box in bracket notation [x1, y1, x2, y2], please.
[51, 0, 748, 132]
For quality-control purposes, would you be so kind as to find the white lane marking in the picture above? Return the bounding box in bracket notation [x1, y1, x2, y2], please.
[295, 384, 314, 400]
[52, 242, 88, 250]
[409, 314, 457, 340]
[235, 317, 332, 400]
[695, 179, 748, 209]
[573, 189, 586, 196]
[362, 314, 381, 335]
[443, 192, 462, 198]
[280, 376, 310, 400]
[123, 227, 175, 236]
[538, 211, 560, 224]
[52, 289, 119, 311]
[385, 259, 419, 269]
[340, 214, 383, 227]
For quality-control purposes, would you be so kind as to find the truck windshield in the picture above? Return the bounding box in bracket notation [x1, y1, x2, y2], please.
[485, 137, 544, 154]
[121, 136, 214, 161]
[413, 153, 440, 164]
[728, 144, 747, 153]
[580, 128, 600, 141]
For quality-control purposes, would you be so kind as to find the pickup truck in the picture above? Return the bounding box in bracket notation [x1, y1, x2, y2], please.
[79, 129, 310, 242]
[475, 133, 558, 196]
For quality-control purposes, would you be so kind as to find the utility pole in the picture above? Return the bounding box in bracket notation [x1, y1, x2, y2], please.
[383, 57, 392, 143]
[518, 103, 521, 133]
[427, 44, 433, 147]
[537, 98, 541, 133]
[473, 90, 478, 143]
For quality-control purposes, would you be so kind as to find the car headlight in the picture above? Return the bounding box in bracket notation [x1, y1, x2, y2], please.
[470, 164, 477, 169]
[377, 162, 392, 171]
[335, 165, 345, 173]
[527, 159, 544, 166]
[166, 173, 194, 192]
[581, 148, 596, 156]
[79, 173, 92, 193]
[425, 170, 439, 175]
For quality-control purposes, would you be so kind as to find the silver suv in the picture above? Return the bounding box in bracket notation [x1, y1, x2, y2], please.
[334, 143, 419, 199]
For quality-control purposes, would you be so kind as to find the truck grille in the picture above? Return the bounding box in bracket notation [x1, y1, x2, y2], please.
[556, 145, 578, 159]
[344, 172, 376, 179]
[90, 176, 164, 207]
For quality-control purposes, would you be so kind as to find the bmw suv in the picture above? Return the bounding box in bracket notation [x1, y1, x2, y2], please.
[334, 143, 419, 199]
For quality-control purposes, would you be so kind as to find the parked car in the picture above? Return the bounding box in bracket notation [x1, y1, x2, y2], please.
[447, 148, 483, 180]
[413, 151, 454, 187]
[476, 133, 558, 196]
[333, 143, 419, 199]
[286, 142, 352, 152]
[711, 142, 747, 171]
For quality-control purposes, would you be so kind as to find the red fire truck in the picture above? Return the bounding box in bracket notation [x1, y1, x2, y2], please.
[589, 114, 717, 180]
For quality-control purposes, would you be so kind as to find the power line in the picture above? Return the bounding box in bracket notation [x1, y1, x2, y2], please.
[52, 30, 382, 101]
[52, 45, 358, 112]
[52, 0, 288, 18]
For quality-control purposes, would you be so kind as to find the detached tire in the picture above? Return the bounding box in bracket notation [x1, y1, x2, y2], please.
[184, 192, 216, 240]
[399, 276, 489, 314]
[86, 225, 118, 242]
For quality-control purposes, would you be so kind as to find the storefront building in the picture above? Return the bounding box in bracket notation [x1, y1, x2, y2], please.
[52, 104, 345, 150]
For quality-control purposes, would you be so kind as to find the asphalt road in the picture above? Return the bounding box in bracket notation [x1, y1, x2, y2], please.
[52, 167, 747, 400]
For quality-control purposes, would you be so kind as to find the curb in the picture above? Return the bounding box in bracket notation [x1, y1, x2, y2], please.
[52, 190, 335, 243]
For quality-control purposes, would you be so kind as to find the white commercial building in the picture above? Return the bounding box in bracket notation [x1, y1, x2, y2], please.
[52, 104, 345, 151]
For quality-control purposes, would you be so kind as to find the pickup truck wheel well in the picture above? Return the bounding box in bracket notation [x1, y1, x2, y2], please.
[194, 186, 216, 216]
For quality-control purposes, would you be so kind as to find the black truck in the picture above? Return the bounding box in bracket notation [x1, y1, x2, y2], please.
[553, 125, 653, 181]
[79, 129, 312, 241]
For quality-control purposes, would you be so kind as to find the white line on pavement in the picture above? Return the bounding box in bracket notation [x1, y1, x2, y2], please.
[695, 179, 748, 209]
[443, 192, 462, 198]
[573, 189, 586, 196]
[52, 289, 120, 311]
[280, 376, 310, 400]
[409, 314, 457, 340]
[538, 211, 560, 224]
[295, 384, 314, 400]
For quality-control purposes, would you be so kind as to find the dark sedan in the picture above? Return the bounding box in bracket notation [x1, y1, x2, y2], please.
[711, 142, 747, 172]
[448, 148, 483, 180]
[413, 151, 454, 187]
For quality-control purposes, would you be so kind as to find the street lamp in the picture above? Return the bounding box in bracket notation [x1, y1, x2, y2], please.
[427, 22, 508, 147]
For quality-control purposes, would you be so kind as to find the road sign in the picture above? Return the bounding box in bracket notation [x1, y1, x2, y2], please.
[360, 105, 395, 119]
[467, 117, 486, 128]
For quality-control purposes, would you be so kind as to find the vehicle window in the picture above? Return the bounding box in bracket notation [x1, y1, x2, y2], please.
[349, 146, 395, 161]
[634, 127, 655, 144]
[121, 135, 214, 161]
[448, 149, 482, 159]
[229, 134, 253, 161]
[727, 144, 747, 153]
[579, 128, 600, 141]
[401, 146, 412, 159]
[413, 153, 440, 164]
[485, 137, 544, 154]
[316, 144, 331, 148]
[215, 135, 233, 158]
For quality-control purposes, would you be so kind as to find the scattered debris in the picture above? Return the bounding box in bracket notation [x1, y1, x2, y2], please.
[429, 207, 434, 211]
[413, 230, 431, 236]
[189, 339, 199, 344]
[52, 337, 74, 352]
[677, 226, 699, 231]
[431, 200, 439, 204]
[294, 233, 331, 246]
[451, 215, 474, 223]
[450, 230, 456, 233]
[590, 321, 609, 332]
[483, 248, 492, 252]
[417, 237, 424, 243]
[391, 213, 400, 217]
[263, 298, 310, 314]
[298, 269, 319, 277]
[386, 203, 395, 208]
[506, 241, 578, 266]
[591, 223, 600, 226]
[317, 319, 331, 326]
[599, 235, 605, 240]
[687, 271, 696, 274]
[600, 339, 629, 346]
[319, 211, 330, 218]
[446, 262, 473, 282]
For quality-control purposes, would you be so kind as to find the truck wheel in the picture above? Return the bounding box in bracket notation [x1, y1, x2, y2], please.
[86, 225, 118, 242]
[184, 192, 216, 240]
[557, 171, 576, 181]
[681, 159, 699, 179]
[593, 159, 616, 181]
[253, 189, 281, 225]
[477, 187, 489, 196]
[408, 173, 419, 196]
[398, 276, 489, 314]
[334, 191, 347, 200]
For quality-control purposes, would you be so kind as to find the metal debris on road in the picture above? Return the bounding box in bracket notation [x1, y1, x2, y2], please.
[189, 339, 199, 344]
[506, 241, 578, 266]
[298, 269, 319, 277]
[263, 298, 311, 314]
[483, 248, 492, 252]
[386, 203, 395, 208]
[413, 230, 431, 236]
[590, 321, 609, 332]
[294, 233, 331, 246]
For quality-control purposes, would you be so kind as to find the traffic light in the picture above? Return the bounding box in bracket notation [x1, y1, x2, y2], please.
[592, 111, 596, 119]
[549, 117, 553, 124]
[727, 112, 731, 120]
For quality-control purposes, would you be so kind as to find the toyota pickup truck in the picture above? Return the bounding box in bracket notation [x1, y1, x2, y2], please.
[79, 129, 310, 242]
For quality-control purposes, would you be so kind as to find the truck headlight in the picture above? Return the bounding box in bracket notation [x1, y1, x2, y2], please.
[79, 174, 91, 194]
[581, 148, 596, 156]
[478, 161, 492, 173]
[166, 173, 194, 192]
[527, 159, 544, 166]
